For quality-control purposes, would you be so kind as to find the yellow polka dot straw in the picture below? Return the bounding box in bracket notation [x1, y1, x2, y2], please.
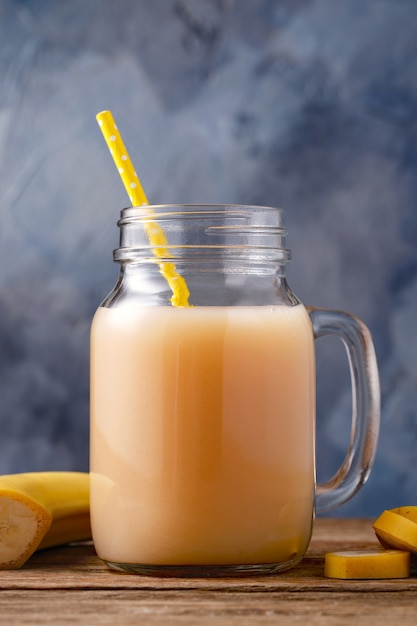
[95, 110, 191, 307]
[96, 110, 148, 206]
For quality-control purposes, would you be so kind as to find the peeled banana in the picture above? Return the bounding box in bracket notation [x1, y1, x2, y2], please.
[0, 471, 90, 569]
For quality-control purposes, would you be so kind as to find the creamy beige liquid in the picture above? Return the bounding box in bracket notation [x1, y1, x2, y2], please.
[90, 304, 316, 566]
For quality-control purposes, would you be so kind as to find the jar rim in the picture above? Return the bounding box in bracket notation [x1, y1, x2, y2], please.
[114, 204, 291, 265]
[119, 203, 285, 213]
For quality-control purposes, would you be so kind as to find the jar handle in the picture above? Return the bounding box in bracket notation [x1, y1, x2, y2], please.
[308, 308, 380, 514]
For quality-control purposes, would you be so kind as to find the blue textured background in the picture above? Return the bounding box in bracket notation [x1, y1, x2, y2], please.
[0, 0, 416, 516]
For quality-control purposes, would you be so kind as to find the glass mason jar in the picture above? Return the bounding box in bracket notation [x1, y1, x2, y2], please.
[90, 204, 380, 577]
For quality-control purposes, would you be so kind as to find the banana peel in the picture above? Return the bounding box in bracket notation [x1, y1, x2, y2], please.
[0, 472, 90, 569]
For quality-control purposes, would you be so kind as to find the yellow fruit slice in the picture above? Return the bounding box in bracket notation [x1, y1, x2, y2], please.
[390, 506, 417, 523]
[373, 509, 417, 553]
[324, 550, 410, 579]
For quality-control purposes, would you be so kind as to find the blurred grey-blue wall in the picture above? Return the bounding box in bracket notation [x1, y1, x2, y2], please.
[0, 0, 416, 516]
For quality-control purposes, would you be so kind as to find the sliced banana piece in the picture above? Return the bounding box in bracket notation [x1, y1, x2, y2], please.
[324, 549, 410, 579]
[373, 508, 417, 553]
[390, 506, 417, 523]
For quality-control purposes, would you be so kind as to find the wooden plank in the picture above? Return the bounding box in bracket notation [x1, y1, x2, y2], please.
[0, 589, 417, 625]
[0, 519, 416, 625]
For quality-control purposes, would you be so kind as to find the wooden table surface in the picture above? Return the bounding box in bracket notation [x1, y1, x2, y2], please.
[0, 518, 416, 625]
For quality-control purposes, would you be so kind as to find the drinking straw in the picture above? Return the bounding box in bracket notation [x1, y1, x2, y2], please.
[96, 110, 191, 307]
